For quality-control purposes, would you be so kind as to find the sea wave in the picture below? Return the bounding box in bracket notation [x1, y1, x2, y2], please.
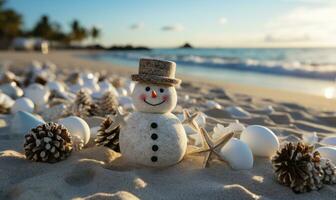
[103, 52, 336, 80]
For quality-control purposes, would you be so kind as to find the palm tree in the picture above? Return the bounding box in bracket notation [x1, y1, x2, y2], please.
[70, 19, 87, 43]
[0, 1, 22, 48]
[90, 26, 100, 43]
[31, 15, 54, 40]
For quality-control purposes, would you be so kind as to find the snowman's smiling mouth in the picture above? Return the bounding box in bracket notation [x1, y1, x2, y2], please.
[144, 99, 166, 106]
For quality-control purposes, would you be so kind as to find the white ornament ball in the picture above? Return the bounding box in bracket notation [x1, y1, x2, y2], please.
[205, 100, 222, 109]
[0, 92, 14, 108]
[58, 116, 90, 145]
[81, 73, 100, 92]
[99, 80, 119, 95]
[0, 82, 23, 99]
[69, 84, 84, 94]
[11, 97, 34, 113]
[316, 146, 336, 164]
[240, 125, 279, 157]
[24, 83, 50, 107]
[83, 81, 100, 93]
[11, 111, 45, 134]
[47, 81, 65, 92]
[220, 138, 253, 170]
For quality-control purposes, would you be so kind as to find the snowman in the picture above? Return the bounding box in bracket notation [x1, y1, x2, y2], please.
[119, 58, 187, 167]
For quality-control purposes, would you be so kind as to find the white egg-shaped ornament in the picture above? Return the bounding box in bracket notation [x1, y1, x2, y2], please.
[0, 82, 23, 99]
[68, 83, 83, 94]
[58, 116, 90, 145]
[11, 97, 34, 114]
[224, 106, 251, 118]
[315, 146, 336, 164]
[81, 72, 98, 83]
[11, 111, 45, 134]
[98, 80, 119, 95]
[24, 83, 50, 107]
[205, 100, 222, 109]
[81, 73, 100, 92]
[0, 92, 14, 108]
[240, 125, 279, 157]
[47, 81, 65, 93]
[220, 138, 253, 170]
[119, 59, 187, 167]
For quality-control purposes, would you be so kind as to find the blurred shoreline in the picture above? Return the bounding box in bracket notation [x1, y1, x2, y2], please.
[83, 48, 336, 98]
[1, 50, 335, 110]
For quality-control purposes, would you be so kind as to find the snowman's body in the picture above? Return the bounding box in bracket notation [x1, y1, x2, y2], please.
[120, 111, 187, 167]
[119, 73, 187, 167]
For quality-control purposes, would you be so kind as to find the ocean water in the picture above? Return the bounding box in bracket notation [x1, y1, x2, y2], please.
[84, 48, 336, 98]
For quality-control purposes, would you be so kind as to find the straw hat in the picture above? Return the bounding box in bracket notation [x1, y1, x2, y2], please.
[131, 58, 181, 86]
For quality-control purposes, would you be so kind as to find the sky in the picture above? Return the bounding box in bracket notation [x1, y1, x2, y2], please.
[5, 0, 336, 48]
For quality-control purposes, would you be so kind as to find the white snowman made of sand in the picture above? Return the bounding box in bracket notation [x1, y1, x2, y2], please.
[119, 58, 187, 167]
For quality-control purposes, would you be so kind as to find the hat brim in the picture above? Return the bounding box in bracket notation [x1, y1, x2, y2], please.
[132, 74, 181, 86]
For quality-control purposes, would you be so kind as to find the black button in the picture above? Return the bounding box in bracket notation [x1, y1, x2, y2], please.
[151, 123, 158, 129]
[151, 156, 158, 162]
[151, 134, 158, 140]
[152, 145, 159, 151]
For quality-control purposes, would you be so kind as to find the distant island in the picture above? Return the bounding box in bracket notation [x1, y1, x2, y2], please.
[107, 45, 150, 51]
[179, 43, 193, 49]
[73, 44, 151, 51]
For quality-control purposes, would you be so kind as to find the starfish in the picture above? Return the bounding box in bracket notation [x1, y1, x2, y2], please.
[188, 127, 234, 168]
[182, 109, 199, 131]
[106, 107, 127, 132]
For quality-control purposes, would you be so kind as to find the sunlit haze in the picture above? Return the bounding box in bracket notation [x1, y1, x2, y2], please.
[6, 0, 336, 47]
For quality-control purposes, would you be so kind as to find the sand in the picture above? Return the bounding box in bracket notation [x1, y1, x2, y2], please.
[0, 50, 335, 200]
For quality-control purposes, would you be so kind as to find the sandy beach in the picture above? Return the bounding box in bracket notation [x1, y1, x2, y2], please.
[0, 50, 336, 200]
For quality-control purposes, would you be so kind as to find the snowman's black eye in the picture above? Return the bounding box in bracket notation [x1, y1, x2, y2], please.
[145, 87, 150, 92]
[159, 88, 164, 93]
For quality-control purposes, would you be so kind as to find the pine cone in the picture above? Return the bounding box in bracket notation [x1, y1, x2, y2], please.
[71, 89, 93, 118]
[320, 158, 336, 184]
[272, 142, 323, 193]
[95, 116, 120, 152]
[24, 122, 73, 163]
[88, 103, 100, 116]
[96, 91, 118, 116]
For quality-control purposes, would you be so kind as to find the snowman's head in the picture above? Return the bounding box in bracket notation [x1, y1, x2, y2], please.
[132, 82, 177, 113]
